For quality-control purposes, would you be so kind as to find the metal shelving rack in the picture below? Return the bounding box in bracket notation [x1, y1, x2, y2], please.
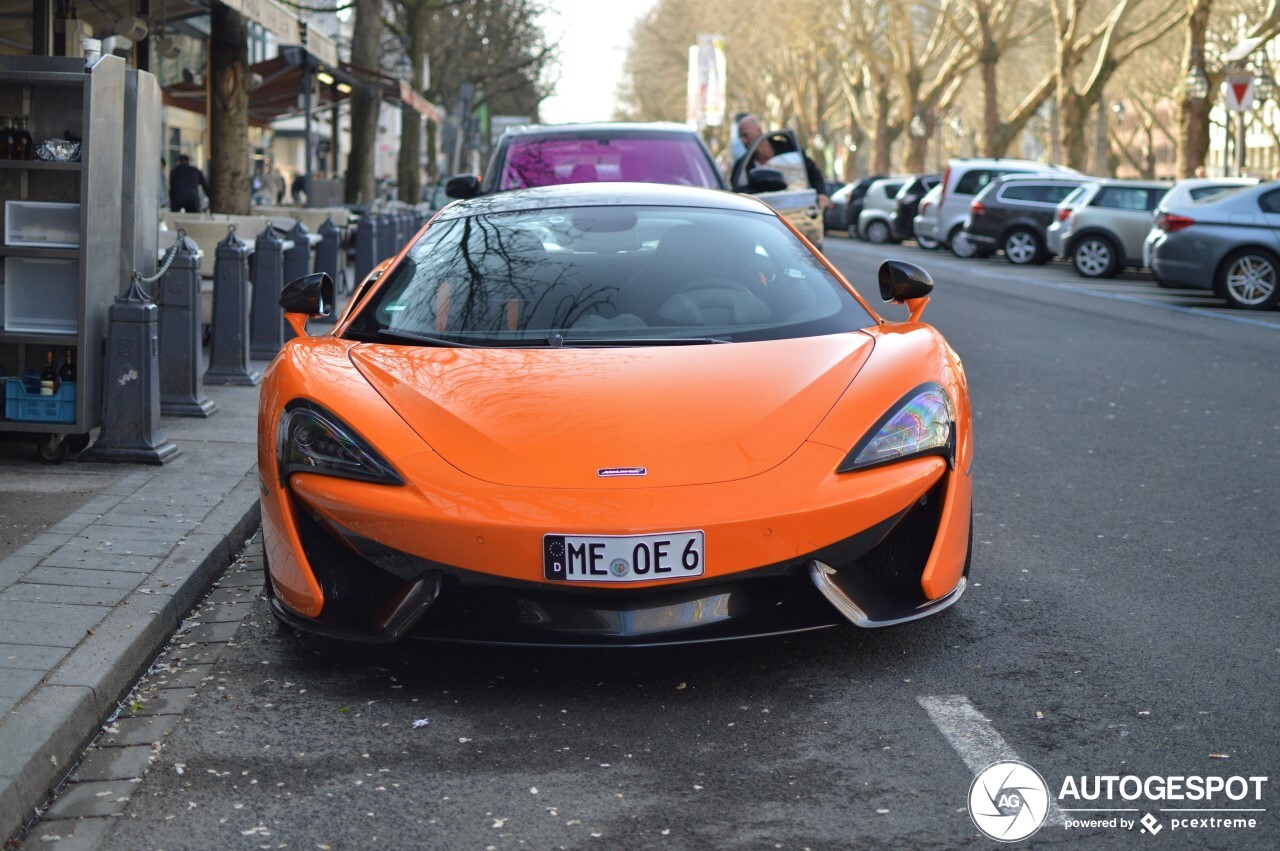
[0, 55, 124, 457]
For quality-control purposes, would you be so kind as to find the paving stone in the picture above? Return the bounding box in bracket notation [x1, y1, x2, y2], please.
[144, 664, 214, 690]
[0, 617, 96, 649]
[197, 601, 258, 624]
[216, 569, 265, 588]
[121, 687, 198, 717]
[20, 567, 143, 590]
[0, 583, 131, 607]
[0, 642, 69, 671]
[39, 544, 160, 572]
[42, 779, 139, 819]
[69, 744, 155, 782]
[0, 666, 44, 698]
[178, 621, 242, 644]
[23, 816, 115, 848]
[0, 694, 16, 716]
[88, 511, 172, 529]
[98, 714, 182, 748]
[76, 525, 200, 544]
[67, 536, 179, 558]
[202, 585, 259, 606]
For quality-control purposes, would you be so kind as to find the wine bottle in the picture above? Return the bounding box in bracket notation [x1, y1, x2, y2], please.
[0, 115, 12, 160]
[58, 349, 76, 382]
[40, 350, 59, 396]
[15, 115, 33, 161]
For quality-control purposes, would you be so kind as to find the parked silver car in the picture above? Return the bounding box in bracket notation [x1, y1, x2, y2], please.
[932, 158, 1074, 258]
[855, 177, 908, 243]
[1046, 179, 1171, 277]
[1148, 181, 1280, 310]
[912, 183, 944, 249]
[1141, 177, 1258, 270]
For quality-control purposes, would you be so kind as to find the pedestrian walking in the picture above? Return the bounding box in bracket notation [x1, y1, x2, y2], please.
[169, 154, 209, 213]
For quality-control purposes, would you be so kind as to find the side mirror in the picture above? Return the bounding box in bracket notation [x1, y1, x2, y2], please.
[743, 167, 787, 194]
[445, 175, 481, 199]
[281, 272, 334, 318]
[878, 260, 933, 303]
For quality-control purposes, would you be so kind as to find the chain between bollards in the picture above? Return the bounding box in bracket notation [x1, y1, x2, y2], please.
[133, 228, 189, 290]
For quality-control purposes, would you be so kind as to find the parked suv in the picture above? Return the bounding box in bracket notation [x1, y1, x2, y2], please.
[1047, 179, 1172, 278]
[855, 177, 908, 243]
[826, 175, 884, 231]
[963, 174, 1092, 265]
[891, 174, 941, 241]
[923, 158, 1075, 258]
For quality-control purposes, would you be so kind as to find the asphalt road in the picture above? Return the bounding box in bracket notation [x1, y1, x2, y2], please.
[33, 235, 1280, 849]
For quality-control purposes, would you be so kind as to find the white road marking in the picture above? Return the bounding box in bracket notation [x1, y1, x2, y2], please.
[918, 694, 1064, 826]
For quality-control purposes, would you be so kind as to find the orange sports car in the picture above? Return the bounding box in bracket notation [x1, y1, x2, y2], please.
[259, 183, 972, 645]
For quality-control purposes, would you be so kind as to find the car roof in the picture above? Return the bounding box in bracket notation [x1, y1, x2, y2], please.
[993, 173, 1091, 184]
[1085, 178, 1173, 188]
[433, 182, 773, 220]
[498, 121, 703, 139]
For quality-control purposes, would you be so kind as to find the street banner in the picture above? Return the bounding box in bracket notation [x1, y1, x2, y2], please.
[686, 34, 727, 129]
[1224, 75, 1255, 112]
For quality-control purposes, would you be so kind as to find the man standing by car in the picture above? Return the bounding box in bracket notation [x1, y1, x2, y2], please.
[732, 114, 830, 213]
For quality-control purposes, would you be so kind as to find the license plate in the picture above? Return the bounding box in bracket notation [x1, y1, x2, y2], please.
[543, 531, 704, 582]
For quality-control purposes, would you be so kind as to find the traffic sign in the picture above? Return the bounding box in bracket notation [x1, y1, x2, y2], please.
[1224, 74, 1255, 112]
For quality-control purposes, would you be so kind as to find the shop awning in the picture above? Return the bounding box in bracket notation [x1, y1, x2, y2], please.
[161, 47, 440, 127]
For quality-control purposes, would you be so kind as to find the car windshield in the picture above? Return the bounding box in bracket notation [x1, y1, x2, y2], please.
[498, 135, 722, 191]
[346, 204, 871, 346]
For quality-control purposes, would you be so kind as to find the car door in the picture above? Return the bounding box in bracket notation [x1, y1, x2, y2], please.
[1257, 187, 1280, 252]
[732, 128, 822, 247]
[1093, 186, 1168, 261]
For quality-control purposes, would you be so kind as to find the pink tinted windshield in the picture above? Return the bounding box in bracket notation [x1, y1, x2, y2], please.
[498, 136, 722, 190]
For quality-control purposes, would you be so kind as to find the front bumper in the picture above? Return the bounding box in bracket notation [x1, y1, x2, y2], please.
[264, 453, 971, 645]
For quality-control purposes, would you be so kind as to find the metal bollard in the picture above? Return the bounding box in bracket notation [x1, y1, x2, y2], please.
[204, 227, 262, 386]
[157, 235, 218, 417]
[81, 279, 181, 465]
[377, 211, 396, 262]
[355, 211, 378, 284]
[284, 220, 311, 283]
[250, 226, 286, 361]
[313, 216, 343, 324]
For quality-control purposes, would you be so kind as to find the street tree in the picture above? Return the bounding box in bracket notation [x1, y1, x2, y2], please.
[1048, 0, 1186, 171]
[345, 0, 383, 205]
[960, 0, 1053, 157]
[1176, 0, 1280, 177]
[209, 4, 250, 214]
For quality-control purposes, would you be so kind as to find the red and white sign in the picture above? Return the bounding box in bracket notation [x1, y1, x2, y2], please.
[1224, 74, 1255, 112]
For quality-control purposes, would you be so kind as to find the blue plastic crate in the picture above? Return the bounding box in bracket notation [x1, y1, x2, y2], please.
[3, 376, 76, 423]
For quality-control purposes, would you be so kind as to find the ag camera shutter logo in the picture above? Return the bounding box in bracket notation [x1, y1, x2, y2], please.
[969, 760, 1050, 842]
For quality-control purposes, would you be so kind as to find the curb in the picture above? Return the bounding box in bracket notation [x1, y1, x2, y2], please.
[0, 472, 261, 843]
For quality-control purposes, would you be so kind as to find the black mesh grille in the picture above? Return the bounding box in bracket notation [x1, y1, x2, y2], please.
[855, 481, 943, 592]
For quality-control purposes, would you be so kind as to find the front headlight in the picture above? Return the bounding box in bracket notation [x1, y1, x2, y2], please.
[837, 383, 954, 473]
[276, 401, 403, 485]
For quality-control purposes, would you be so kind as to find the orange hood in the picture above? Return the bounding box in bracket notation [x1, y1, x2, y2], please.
[349, 334, 873, 488]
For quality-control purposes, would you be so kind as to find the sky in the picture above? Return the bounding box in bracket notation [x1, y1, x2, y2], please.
[537, 0, 659, 124]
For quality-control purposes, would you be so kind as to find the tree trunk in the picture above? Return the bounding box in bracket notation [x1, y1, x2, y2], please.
[978, 7, 1001, 158]
[872, 87, 892, 175]
[208, 5, 249, 215]
[903, 120, 931, 173]
[1058, 89, 1091, 171]
[397, 4, 427, 204]
[1176, 0, 1212, 177]
[345, 0, 383, 206]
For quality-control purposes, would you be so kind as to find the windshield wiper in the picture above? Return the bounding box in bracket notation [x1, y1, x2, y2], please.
[553, 336, 731, 347]
[374, 328, 485, 348]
